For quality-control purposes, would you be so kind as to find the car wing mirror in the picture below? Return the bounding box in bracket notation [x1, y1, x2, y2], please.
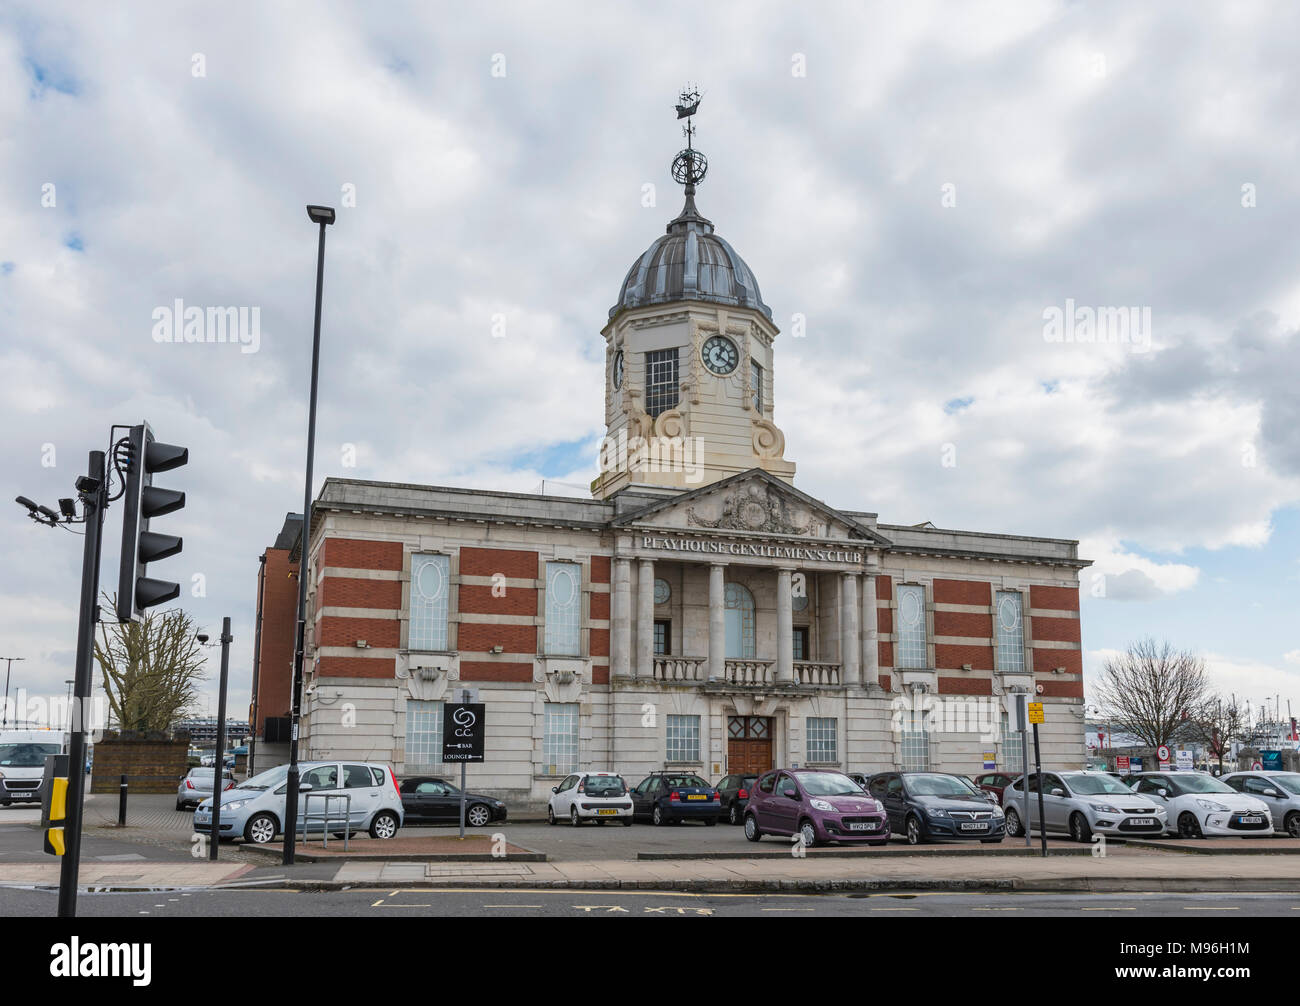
[1157, 788, 1167, 798]
[1051, 788, 1064, 797]
[1265, 789, 1280, 798]
[551, 786, 558, 793]
[300, 783, 314, 792]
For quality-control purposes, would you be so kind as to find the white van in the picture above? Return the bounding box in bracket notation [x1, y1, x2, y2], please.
[0, 729, 67, 805]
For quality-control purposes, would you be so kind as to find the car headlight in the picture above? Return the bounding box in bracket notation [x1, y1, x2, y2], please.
[927, 807, 949, 818]
[874, 800, 885, 813]
[810, 798, 835, 812]
[1195, 799, 1229, 812]
[991, 806, 1005, 817]
[220, 800, 250, 812]
[1093, 804, 1121, 815]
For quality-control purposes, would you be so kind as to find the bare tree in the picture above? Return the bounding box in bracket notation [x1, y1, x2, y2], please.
[1093, 638, 1210, 759]
[94, 594, 207, 734]
[1187, 693, 1247, 772]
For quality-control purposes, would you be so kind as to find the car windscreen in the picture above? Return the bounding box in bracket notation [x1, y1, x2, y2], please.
[583, 776, 626, 795]
[0, 743, 62, 767]
[237, 765, 289, 790]
[905, 774, 977, 797]
[1272, 773, 1300, 795]
[795, 772, 863, 796]
[1065, 774, 1130, 796]
[663, 776, 709, 789]
[1169, 774, 1234, 795]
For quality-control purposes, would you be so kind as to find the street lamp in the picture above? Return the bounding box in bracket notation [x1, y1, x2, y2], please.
[284, 204, 336, 866]
[0, 656, 24, 728]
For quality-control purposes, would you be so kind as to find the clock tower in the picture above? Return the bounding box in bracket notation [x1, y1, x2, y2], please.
[593, 89, 796, 500]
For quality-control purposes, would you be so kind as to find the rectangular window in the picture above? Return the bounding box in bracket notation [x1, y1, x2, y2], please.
[645, 348, 679, 417]
[751, 360, 762, 412]
[900, 728, 931, 771]
[404, 699, 443, 769]
[895, 584, 927, 669]
[806, 717, 838, 763]
[995, 590, 1025, 672]
[1001, 710, 1024, 774]
[409, 554, 450, 651]
[544, 561, 581, 656]
[543, 703, 579, 775]
[792, 625, 809, 661]
[653, 619, 671, 655]
[666, 714, 700, 762]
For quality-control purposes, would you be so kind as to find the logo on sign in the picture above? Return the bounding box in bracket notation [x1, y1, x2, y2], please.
[453, 706, 477, 736]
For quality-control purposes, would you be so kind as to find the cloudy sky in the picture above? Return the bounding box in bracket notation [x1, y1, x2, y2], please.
[2, 0, 1298, 730]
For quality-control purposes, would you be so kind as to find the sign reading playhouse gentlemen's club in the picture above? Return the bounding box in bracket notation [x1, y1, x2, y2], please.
[640, 535, 865, 564]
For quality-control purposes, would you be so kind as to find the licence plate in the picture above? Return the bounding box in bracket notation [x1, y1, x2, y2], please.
[1238, 815, 1263, 824]
[1129, 817, 1155, 827]
[596, 809, 617, 816]
[959, 822, 987, 831]
[848, 822, 878, 831]
[686, 795, 707, 801]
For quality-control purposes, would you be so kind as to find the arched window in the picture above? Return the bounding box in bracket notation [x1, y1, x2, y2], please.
[724, 582, 755, 659]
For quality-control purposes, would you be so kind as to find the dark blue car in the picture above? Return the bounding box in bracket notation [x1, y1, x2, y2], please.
[630, 772, 721, 826]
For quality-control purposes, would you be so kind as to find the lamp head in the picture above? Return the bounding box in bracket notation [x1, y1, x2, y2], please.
[306, 205, 336, 225]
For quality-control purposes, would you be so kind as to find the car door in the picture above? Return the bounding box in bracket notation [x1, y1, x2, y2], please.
[342, 763, 382, 827]
[554, 775, 579, 816]
[751, 772, 777, 826]
[767, 772, 801, 835]
[1040, 774, 1070, 832]
[883, 775, 907, 833]
[1136, 776, 1172, 822]
[1022, 773, 1043, 830]
[298, 763, 342, 827]
[630, 776, 654, 819]
[1240, 775, 1287, 827]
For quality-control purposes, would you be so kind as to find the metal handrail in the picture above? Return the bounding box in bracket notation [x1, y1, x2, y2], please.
[300, 791, 351, 850]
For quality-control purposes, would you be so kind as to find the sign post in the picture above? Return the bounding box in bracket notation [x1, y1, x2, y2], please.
[442, 699, 485, 839]
[1009, 694, 1032, 848]
[1028, 701, 1047, 858]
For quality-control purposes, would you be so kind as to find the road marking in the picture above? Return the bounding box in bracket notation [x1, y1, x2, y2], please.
[484, 904, 540, 908]
[972, 907, 1020, 911]
[761, 908, 813, 912]
[1184, 906, 1239, 911]
[371, 899, 385, 907]
[1083, 907, 1136, 911]
[870, 907, 918, 911]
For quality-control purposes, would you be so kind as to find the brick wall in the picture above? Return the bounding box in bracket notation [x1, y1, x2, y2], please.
[254, 547, 297, 730]
[91, 737, 190, 794]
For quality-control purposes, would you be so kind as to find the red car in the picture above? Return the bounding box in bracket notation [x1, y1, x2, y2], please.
[973, 771, 1018, 802]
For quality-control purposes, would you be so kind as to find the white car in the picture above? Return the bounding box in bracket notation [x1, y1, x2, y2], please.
[1221, 771, 1300, 838]
[1002, 770, 1168, 841]
[547, 771, 634, 826]
[1126, 771, 1271, 838]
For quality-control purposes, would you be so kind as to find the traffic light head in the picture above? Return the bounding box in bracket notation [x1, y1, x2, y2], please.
[116, 423, 188, 622]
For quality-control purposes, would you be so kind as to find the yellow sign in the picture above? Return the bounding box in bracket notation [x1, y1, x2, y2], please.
[1028, 702, 1045, 724]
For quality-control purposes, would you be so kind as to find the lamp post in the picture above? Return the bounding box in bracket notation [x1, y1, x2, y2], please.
[284, 204, 335, 866]
[197, 620, 233, 861]
[1, 656, 24, 728]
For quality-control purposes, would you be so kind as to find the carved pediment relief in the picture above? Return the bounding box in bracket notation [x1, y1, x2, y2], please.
[687, 481, 813, 536]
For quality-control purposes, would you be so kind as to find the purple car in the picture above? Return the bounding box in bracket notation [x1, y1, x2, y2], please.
[744, 768, 889, 847]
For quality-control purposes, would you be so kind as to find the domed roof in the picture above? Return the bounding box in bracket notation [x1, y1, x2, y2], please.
[610, 191, 771, 320]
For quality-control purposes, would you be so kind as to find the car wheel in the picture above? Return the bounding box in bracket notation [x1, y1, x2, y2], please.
[175, 801, 185, 811]
[369, 810, 399, 840]
[1177, 812, 1203, 839]
[744, 813, 762, 842]
[571, 806, 581, 827]
[547, 804, 557, 825]
[622, 817, 633, 827]
[467, 804, 491, 828]
[1069, 812, 1093, 843]
[799, 819, 819, 848]
[1285, 812, 1300, 839]
[1004, 808, 1023, 837]
[244, 812, 278, 845]
[653, 805, 666, 826]
[728, 802, 741, 826]
[905, 815, 924, 845]
[705, 818, 717, 827]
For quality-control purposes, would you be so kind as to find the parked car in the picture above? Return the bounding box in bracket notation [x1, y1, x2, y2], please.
[0, 731, 65, 805]
[846, 772, 873, 792]
[176, 766, 235, 810]
[1221, 771, 1300, 837]
[1002, 770, 1166, 842]
[973, 771, 1019, 803]
[868, 771, 1005, 845]
[194, 761, 404, 844]
[1124, 771, 1271, 838]
[399, 777, 508, 827]
[745, 769, 888, 847]
[547, 771, 633, 826]
[629, 772, 720, 825]
[715, 773, 759, 825]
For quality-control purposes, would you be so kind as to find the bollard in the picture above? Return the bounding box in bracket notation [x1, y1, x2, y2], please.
[118, 774, 127, 827]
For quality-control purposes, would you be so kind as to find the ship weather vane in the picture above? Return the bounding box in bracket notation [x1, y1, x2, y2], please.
[671, 84, 708, 189]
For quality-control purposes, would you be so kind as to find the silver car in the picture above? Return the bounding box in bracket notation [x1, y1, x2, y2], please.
[1221, 771, 1300, 837]
[193, 760, 404, 844]
[1002, 770, 1167, 842]
[176, 766, 235, 810]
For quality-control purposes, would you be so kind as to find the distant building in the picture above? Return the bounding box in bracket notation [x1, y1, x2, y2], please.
[175, 718, 249, 748]
[247, 514, 302, 771]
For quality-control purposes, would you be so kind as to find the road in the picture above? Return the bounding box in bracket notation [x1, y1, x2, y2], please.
[1, 886, 1297, 917]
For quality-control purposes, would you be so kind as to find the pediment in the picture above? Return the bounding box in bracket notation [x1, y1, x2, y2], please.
[611, 469, 890, 545]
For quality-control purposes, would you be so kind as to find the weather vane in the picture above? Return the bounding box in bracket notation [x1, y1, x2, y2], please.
[671, 84, 707, 189]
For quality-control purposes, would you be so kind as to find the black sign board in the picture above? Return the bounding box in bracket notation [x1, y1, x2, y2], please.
[442, 703, 485, 762]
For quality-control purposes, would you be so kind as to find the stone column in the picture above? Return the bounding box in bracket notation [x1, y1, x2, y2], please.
[611, 558, 632, 679]
[776, 567, 795, 683]
[708, 563, 726, 682]
[860, 567, 880, 688]
[840, 572, 860, 685]
[636, 559, 654, 680]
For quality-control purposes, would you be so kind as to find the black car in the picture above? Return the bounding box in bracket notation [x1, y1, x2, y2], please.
[867, 771, 1006, 845]
[714, 773, 759, 825]
[630, 772, 721, 825]
[399, 777, 508, 828]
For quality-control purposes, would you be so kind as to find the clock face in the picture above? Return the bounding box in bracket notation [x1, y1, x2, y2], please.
[612, 350, 624, 389]
[701, 336, 740, 375]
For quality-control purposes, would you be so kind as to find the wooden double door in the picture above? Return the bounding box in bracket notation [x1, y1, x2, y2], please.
[727, 716, 773, 775]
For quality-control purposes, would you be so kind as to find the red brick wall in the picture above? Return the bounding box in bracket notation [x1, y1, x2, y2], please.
[316, 656, 395, 678]
[1032, 649, 1082, 675]
[934, 643, 995, 671]
[933, 578, 991, 605]
[589, 591, 610, 620]
[458, 622, 536, 654]
[875, 575, 892, 602]
[319, 616, 400, 649]
[590, 628, 609, 657]
[933, 611, 993, 638]
[254, 547, 298, 728]
[318, 576, 401, 610]
[877, 606, 893, 635]
[590, 556, 611, 584]
[878, 641, 893, 668]
[321, 538, 403, 571]
[937, 676, 993, 695]
[878, 673, 891, 690]
[460, 547, 538, 580]
[592, 664, 609, 684]
[458, 584, 538, 617]
[1031, 616, 1081, 643]
[1029, 584, 1080, 611]
[1035, 679, 1084, 698]
[460, 661, 533, 682]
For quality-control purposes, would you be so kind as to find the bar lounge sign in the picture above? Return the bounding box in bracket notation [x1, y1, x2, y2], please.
[641, 535, 864, 564]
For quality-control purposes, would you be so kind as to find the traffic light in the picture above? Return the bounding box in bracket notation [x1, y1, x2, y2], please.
[116, 422, 188, 622]
[41, 754, 69, 856]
